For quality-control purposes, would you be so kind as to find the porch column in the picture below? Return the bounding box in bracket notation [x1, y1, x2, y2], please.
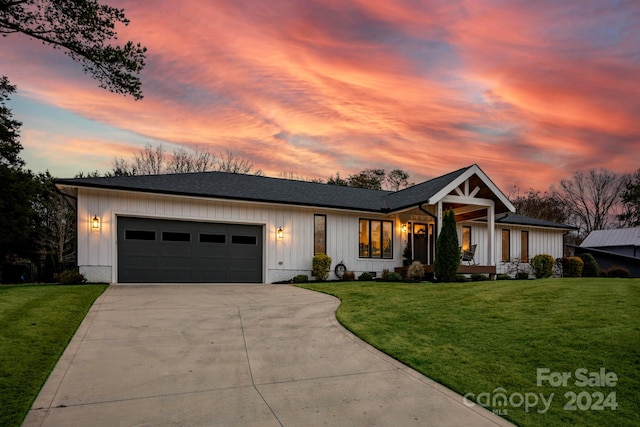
[436, 201, 443, 235]
[487, 203, 495, 265]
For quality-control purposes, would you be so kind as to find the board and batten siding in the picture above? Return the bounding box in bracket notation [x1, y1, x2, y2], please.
[460, 221, 566, 275]
[77, 188, 401, 283]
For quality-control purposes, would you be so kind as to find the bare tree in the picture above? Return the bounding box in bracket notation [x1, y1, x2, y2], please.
[551, 169, 628, 235]
[132, 144, 164, 175]
[216, 149, 262, 175]
[109, 144, 260, 176]
[618, 168, 640, 227]
[166, 146, 215, 174]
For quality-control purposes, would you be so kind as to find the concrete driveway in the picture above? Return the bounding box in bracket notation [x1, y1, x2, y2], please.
[24, 285, 512, 427]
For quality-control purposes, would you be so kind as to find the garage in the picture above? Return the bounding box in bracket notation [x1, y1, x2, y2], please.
[117, 217, 263, 283]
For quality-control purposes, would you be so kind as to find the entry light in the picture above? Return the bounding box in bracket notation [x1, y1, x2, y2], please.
[277, 227, 284, 240]
[92, 215, 100, 230]
[401, 223, 408, 233]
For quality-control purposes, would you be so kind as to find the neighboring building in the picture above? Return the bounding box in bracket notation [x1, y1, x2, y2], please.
[575, 228, 640, 277]
[55, 164, 574, 284]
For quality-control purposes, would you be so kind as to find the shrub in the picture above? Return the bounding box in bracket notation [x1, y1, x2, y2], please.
[383, 271, 402, 282]
[342, 271, 356, 281]
[471, 273, 489, 281]
[312, 254, 332, 281]
[579, 253, 600, 277]
[606, 266, 630, 278]
[496, 273, 512, 280]
[56, 269, 87, 285]
[455, 274, 468, 282]
[530, 254, 555, 278]
[407, 261, 425, 281]
[358, 272, 373, 281]
[292, 274, 309, 283]
[434, 209, 460, 282]
[563, 256, 584, 277]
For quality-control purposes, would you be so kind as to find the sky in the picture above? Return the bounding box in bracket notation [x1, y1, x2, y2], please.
[2, 0, 639, 191]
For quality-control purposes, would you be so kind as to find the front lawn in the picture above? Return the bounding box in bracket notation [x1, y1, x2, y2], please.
[301, 279, 640, 427]
[0, 284, 107, 427]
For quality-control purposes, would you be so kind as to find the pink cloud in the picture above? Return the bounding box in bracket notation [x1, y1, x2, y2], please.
[1, 0, 638, 190]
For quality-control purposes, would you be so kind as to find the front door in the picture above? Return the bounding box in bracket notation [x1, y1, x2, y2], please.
[413, 224, 428, 264]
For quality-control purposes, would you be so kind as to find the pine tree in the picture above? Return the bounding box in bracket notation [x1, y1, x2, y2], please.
[434, 209, 460, 282]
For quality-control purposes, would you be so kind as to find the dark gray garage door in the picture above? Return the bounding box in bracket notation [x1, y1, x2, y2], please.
[117, 217, 263, 283]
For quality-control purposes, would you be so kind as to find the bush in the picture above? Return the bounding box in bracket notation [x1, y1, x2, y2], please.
[383, 271, 402, 282]
[292, 274, 309, 283]
[407, 261, 425, 281]
[579, 253, 600, 277]
[56, 269, 87, 285]
[471, 273, 489, 281]
[530, 254, 555, 278]
[358, 272, 373, 281]
[312, 254, 332, 281]
[563, 256, 584, 277]
[606, 266, 630, 278]
[496, 273, 512, 280]
[455, 274, 468, 282]
[434, 209, 460, 282]
[342, 271, 356, 281]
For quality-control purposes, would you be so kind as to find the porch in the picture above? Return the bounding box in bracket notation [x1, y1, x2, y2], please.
[394, 264, 497, 280]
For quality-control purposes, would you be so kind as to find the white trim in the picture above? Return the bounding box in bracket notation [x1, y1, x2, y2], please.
[426, 165, 516, 212]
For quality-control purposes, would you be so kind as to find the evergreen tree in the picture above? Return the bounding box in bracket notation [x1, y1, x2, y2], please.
[434, 209, 460, 282]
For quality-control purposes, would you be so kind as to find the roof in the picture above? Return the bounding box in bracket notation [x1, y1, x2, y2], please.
[580, 228, 640, 248]
[54, 164, 514, 215]
[56, 172, 393, 212]
[474, 213, 577, 230]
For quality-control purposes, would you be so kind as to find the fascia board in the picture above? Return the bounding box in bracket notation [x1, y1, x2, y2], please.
[427, 165, 516, 212]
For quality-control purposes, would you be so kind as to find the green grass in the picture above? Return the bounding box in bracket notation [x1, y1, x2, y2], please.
[0, 284, 107, 427]
[301, 279, 640, 427]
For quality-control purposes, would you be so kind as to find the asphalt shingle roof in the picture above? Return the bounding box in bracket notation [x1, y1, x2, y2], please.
[56, 172, 395, 212]
[56, 166, 474, 213]
[56, 166, 572, 230]
[495, 213, 576, 229]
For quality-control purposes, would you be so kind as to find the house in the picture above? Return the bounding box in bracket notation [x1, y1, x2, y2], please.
[575, 228, 640, 277]
[55, 164, 574, 283]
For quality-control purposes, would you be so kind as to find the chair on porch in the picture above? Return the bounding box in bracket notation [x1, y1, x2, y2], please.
[461, 244, 477, 265]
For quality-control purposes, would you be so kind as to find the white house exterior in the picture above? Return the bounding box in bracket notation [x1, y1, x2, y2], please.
[56, 165, 574, 283]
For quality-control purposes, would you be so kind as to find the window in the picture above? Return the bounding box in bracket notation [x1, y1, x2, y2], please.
[359, 219, 393, 259]
[200, 234, 226, 244]
[359, 220, 370, 257]
[125, 230, 155, 241]
[521, 231, 529, 262]
[382, 221, 393, 258]
[462, 226, 472, 252]
[314, 214, 326, 255]
[501, 229, 511, 262]
[232, 235, 257, 245]
[162, 232, 191, 242]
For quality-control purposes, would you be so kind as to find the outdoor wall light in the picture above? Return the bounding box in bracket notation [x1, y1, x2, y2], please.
[92, 215, 100, 230]
[401, 223, 408, 233]
[277, 227, 284, 240]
